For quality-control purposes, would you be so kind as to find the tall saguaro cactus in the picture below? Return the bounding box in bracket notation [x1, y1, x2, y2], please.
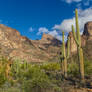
[61, 32, 70, 78]
[72, 9, 84, 81]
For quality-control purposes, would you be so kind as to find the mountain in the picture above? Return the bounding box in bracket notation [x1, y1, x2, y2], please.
[0, 21, 92, 62]
[68, 21, 92, 60]
[0, 24, 61, 62]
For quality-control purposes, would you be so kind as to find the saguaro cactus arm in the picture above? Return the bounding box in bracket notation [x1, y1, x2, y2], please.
[72, 25, 79, 46]
[75, 9, 81, 46]
[66, 36, 70, 59]
[61, 45, 63, 62]
[62, 31, 66, 59]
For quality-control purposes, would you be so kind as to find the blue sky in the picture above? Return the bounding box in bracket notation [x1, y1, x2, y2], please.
[0, 0, 92, 41]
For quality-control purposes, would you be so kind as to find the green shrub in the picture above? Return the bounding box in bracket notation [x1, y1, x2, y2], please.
[21, 65, 53, 92]
[0, 87, 21, 92]
[0, 74, 6, 87]
[67, 59, 92, 77]
[0, 57, 8, 87]
[67, 62, 79, 77]
[84, 60, 92, 76]
[40, 62, 61, 71]
[0, 58, 62, 92]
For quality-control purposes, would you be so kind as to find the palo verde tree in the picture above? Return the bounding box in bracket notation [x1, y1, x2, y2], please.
[72, 9, 84, 81]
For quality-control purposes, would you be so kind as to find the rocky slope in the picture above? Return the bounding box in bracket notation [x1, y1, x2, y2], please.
[0, 24, 61, 62]
[0, 21, 92, 62]
[68, 21, 92, 61]
[83, 22, 92, 60]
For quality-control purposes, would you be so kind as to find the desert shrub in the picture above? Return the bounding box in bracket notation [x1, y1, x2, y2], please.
[0, 58, 62, 92]
[0, 57, 9, 87]
[3, 88, 20, 92]
[10, 59, 22, 81]
[67, 62, 79, 77]
[15, 63, 61, 92]
[40, 62, 61, 71]
[40, 62, 62, 91]
[0, 74, 6, 87]
[84, 60, 92, 76]
[0, 85, 21, 92]
[21, 65, 54, 92]
[0, 66, 6, 86]
[67, 59, 92, 77]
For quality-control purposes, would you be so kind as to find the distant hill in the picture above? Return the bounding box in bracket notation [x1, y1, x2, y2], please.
[0, 24, 61, 62]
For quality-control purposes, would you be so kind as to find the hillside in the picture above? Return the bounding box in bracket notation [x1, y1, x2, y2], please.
[0, 24, 61, 62]
[0, 21, 92, 63]
[68, 22, 92, 61]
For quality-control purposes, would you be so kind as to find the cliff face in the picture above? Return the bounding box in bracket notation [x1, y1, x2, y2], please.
[67, 32, 86, 54]
[68, 21, 92, 60]
[0, 24, 61, 62]
[82, 22, 92, 59]
[68, 32, 77, 54]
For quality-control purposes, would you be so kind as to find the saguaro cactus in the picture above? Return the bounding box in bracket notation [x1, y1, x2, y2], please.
[2, 57, 13, 80]
[72, 9, 84, 81]
[61, 32, 70, 78]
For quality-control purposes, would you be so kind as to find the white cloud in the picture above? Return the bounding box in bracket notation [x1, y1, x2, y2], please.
[76, 3, 82, 9]
[53, 18, 75, 33]
[37, 27, 63, 41]
[37, 7, 92, 41]
[61, 0, 91, 8]
[61, 0, 82, 4]
[29, 27, 34, 32]
[37, 27, 49, 35]
[48, 30, 62, 41]
[84, 0, 90, 6]
[48, 30, 58, 36]
[53, 7, 92, 33]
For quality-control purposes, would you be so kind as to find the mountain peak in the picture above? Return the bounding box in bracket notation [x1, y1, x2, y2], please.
[83, 21, 92, 36]
[41, 33, 55, 41]
[0, 25, 61, 62]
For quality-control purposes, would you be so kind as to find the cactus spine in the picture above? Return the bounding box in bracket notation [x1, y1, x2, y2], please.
[61, 31, 70, 78]
[72, 9, 84, 81]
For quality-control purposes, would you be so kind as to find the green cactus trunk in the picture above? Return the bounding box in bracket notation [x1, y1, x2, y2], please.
[61, 32, 70, 78]
[61, 61, 64, 75]
[63, 31, 67, 78]
[78, 47, 84, 80]
[67, 36, 70, 59]
[64, 59, 67, 78]
[72, 9, 84, 81]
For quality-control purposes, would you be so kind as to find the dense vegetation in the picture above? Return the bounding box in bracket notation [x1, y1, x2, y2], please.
[0, 55, 92, 92]
[0, 57, 62, 92]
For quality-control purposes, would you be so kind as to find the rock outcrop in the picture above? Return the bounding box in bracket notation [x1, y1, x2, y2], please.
[83, 21, 92, 40]
[68, 21, 92, 57]
[68, 32, 77, 54]
[83, 22, 92, 36]
[41, 33, 61, 46]
[0, 24, 61, 62]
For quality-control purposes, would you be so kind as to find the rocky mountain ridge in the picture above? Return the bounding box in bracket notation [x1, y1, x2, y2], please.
[0, 21, 92, 62]
[0, 24, 61, 62]
[68, 21, 92, 57]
